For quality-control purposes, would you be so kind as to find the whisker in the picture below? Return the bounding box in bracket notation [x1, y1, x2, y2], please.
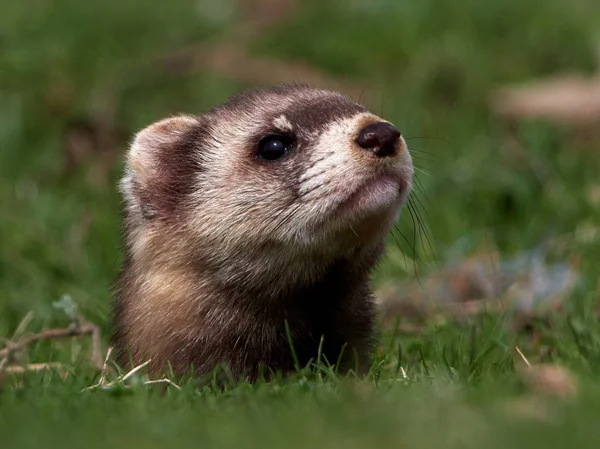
[270, 203, 304, 235]
[410, 154, 437, 160]
[405, 147, 440, 157]
[413, 166, 432, 178]
[409, 193, 431, 219]
[391, 226, 421, 283]
[412, 175, 431, 208]
[358, 81, 381, 106]
[406, 199, 419, 262]
[407, 200, 425, 257]
[389, 228, 409, 268]
[410, 155, 441, 166]
[407, 198, 436, 266]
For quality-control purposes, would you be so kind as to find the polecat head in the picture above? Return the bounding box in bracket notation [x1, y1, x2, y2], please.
[120, 84, 413, 290]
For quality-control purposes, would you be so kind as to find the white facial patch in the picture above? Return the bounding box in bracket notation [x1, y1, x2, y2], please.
[290, 110, 413, 246]
[298, 112, 377, 196]
[272, 114, 293, 132]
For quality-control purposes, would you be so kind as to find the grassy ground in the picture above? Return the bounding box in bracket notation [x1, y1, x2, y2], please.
[2, 0, 600, 447]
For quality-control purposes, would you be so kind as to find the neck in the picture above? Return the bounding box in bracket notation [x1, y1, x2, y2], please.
[114, 240, 385, 379]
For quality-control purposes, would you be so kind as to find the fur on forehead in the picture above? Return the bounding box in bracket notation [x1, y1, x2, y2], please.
[209, 84, 367, 135]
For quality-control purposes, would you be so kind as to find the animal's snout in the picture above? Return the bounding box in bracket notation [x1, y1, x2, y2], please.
[355, 122, 401, 158]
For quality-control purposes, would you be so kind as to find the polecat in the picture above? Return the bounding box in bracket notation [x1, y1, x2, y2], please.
[112, 84, 413, 382]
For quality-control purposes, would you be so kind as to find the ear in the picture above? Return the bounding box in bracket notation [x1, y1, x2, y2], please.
[120, 115, 202, 221]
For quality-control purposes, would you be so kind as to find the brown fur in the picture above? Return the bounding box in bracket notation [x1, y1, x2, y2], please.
[112, 84, 413, 383]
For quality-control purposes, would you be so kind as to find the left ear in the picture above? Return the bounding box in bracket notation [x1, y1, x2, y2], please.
[120, 114, 201, 221]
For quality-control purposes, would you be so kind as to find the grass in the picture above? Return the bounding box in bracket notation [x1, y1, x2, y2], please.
[2, 0, 600, 447]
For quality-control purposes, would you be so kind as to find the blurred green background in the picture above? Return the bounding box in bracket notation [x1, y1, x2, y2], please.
[2, 0, 600, 447]
[3, 0, 600, 332]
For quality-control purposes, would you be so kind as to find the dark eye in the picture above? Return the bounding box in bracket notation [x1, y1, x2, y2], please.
[258, 135, 293, 161]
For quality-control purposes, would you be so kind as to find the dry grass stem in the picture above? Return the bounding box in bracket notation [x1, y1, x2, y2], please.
[144, 378, 182, 389]
[0, 321, 104, 371]
[515, 346, 531, 368]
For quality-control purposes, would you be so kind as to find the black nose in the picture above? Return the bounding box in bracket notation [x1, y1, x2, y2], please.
[355, 122, 401, 158]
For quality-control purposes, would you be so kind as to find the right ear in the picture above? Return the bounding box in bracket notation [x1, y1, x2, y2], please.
[120, 115, 202, 221]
